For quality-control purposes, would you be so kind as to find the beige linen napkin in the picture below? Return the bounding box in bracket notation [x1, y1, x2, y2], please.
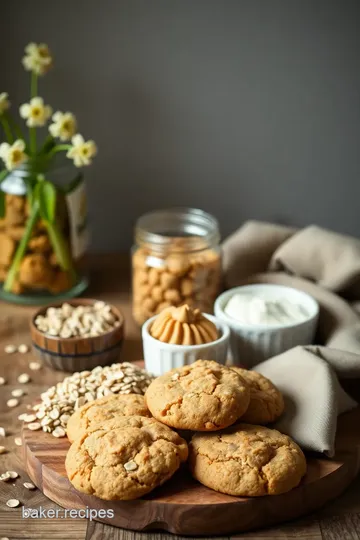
[222, 221, 360, 455]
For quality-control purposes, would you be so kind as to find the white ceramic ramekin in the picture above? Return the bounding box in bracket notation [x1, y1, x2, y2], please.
[214, 284, 319, 369]
[142, 314, 230, 376]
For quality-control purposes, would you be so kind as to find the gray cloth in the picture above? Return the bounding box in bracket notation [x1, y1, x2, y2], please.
[222, 221, 360, 456]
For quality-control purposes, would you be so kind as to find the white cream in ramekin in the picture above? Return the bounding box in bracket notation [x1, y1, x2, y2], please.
[214, 284, 319, 368]
[142, 313, 230, 376]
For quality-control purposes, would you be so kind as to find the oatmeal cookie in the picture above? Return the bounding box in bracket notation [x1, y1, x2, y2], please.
[189, 423, 306, 496]
[65, 415, 188, 500]
[231, 367, 284, 424]
[145, 360, 250, 431]
[66, 394, 151, 443]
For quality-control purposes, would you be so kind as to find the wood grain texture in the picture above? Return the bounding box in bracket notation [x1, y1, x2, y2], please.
[21, 407, 360, 536]
[0, 254, 359, 540]
[30, 298, 125, 372]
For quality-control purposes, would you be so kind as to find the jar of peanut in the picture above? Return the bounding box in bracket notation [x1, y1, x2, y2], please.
[132, 208, 222, 325]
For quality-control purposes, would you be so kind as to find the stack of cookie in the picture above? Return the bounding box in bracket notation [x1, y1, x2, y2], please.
[65, 360, 307, 500]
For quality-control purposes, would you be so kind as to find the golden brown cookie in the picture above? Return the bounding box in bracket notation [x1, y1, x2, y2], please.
[66, 394, 151, 443]
[231, 367, 284, 424]
[189, 423, 306, 496]
[18, 253, 54, 289]
[145, 360, 250, 431]
[0, 233, 15, 266]
[65, 415, 188, 500]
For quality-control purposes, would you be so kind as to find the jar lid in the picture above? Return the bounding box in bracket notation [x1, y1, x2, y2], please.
[135, 207, 220, 253]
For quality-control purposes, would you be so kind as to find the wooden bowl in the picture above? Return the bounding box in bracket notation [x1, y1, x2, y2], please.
[30, 299, 125, 372]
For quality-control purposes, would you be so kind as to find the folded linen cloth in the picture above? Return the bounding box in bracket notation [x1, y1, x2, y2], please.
[222, 221, 360, 456]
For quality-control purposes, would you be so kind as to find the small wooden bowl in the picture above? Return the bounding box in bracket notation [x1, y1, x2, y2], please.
[30, 299, 125, 372]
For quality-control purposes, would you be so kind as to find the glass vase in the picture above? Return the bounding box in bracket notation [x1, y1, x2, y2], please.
[0, 159, 89, 305]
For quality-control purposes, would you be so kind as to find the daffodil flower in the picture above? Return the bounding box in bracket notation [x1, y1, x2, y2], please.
[66, 134, 97, 167]
[0, 139, 27, 171]
[49, 111, 77, 141]
[22, 43, 53, 76]
[20, 97, 52, 128]
[0, 93, 10, 115]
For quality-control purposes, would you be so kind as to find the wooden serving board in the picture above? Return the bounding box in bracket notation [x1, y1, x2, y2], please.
[23, 407, 360, 536]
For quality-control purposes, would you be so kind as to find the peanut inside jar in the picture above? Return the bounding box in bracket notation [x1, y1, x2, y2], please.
[132, 211, 222, 326]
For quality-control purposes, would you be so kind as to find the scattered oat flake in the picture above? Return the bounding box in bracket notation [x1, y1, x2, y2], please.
[0, 446, 6, 454]
[23, 481, 36, 490]
[14, 437, 22, 446]
[18, 373, 30, 384]
[27, 422, 41, 431]
[12, 389, 25, 398]
[7, 398, 19, 408]
[4, 345, 16, 354]
[0, 472, 11, 482]
[1, 537, 10, 540]
[0, 377, 6, 385]
[18, 344, 29, 354]
[29, 362, 41, 371]
[52, 427, 66, 438]
[23, 414, 37, 423]
[0, 427, 6, 437]
[18, 413, 28, 421]
[7, 471, 19, 479]
[6, 498, 20, 508]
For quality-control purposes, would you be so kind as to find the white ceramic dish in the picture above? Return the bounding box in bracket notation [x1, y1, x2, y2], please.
[142, 313, 230, 376]
[214, 284, 319, 368]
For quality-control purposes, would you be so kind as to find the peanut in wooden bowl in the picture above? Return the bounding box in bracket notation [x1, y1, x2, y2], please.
[30, 298, 125, 372]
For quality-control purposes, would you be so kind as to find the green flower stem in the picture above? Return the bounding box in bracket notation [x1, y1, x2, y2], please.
[3, 201, 40, 292]
[31, 72, 38, 98]
[0, 116, 14, 143]
[47, 144, 71, 158]
[45, 220, 76, 280]
[29, 127, 36, 154]
[0, 169, 9, 183]
[7, 114, 26, 142]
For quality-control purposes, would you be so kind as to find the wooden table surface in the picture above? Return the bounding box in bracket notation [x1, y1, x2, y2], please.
[0, 255, 359, 540]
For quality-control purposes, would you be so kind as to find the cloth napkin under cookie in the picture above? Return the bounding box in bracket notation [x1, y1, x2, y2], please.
[222, 221, 360, 456]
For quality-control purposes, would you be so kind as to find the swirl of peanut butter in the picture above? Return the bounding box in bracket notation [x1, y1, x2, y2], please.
[150, 305, 218, 345]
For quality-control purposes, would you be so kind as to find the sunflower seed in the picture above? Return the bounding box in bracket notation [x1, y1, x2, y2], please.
[6, 499, 20, 508]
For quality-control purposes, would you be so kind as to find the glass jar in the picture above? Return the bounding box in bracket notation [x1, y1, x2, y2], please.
[132, 208, 222, 325]
[0, 159, 89, 304]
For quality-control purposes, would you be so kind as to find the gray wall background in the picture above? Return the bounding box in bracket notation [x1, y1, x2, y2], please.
[1, 0, 360, 251]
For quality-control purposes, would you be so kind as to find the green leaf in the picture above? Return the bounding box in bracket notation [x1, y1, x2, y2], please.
[34, 181, 57, 223]
[0, 189, 5, 218]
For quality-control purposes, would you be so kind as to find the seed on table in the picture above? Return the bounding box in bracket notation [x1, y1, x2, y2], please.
[49, 408, 60, 420]
[14, 438, 22, 447]
[7, 399, 19, 408]
[17, 373, 30, 384]
[7, 471, 19, 479]
[23, 482, 36, 490]
[18, 344, 29, 354]
[12, 389, 25, 398]
[27, 422, 41, 431]
[29, 362, 41, 371]
[0, 473, 11, 482]
[1, 536, 10, 540]
[52, 427, 66, 438]
[23, 414, 36, 423]
[0, 446, 6, 454]
[0, 427, 6, 437]
[6, 498, 20, 508]
[0, 377, 6, 385]
[4, 345, 16, 354]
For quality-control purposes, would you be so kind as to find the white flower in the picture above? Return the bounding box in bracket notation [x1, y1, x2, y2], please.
[22, 42, 53, 75]
[49, 111, 77, 141]
[66, 134, 97, 167]
[0, 92, 10, 115]
[19, 97, 52, 127]
[0, 139, 27, 171]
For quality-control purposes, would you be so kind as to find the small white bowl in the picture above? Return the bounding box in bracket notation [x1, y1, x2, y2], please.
[142, 313, 230, 376]
[214, 284, 319, 369]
